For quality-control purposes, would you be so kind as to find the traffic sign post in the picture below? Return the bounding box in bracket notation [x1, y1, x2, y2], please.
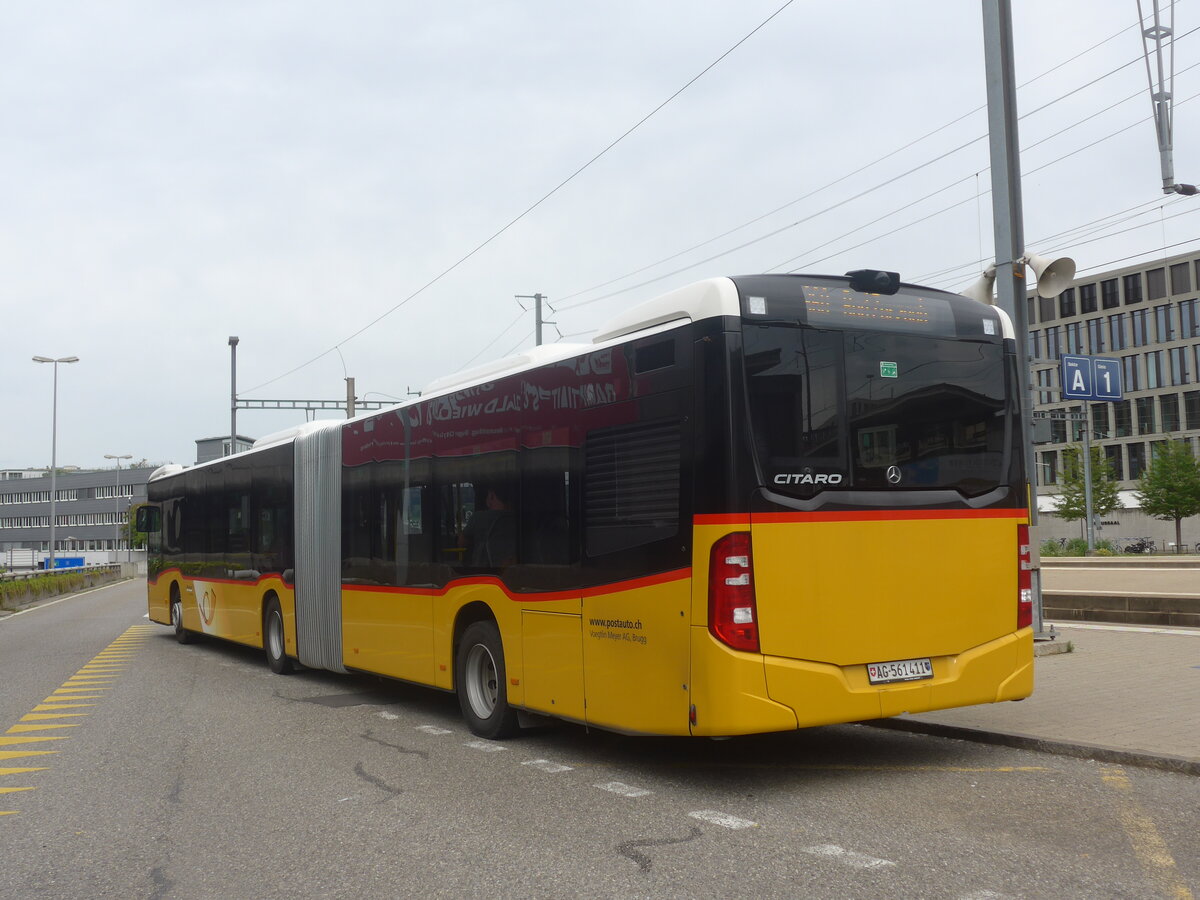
[1060, 354, 1123, 402]
[1056, 354, 1122, 553]
[1093, 358, 1121, 400]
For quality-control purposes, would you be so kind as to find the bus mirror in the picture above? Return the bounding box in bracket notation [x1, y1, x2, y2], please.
[136, 506, 159, 532]
[846, 269, 900, 295]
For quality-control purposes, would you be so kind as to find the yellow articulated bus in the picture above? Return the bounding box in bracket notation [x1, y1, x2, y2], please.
[141, 270, 1033, 739]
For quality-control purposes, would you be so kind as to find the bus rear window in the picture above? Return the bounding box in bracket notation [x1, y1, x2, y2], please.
[744, 324, 1010, 497]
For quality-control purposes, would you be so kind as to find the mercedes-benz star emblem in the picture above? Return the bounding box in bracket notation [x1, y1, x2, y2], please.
[886, 466, 902, 485]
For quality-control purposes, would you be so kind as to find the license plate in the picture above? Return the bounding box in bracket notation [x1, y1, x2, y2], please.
[866, 657, 933, 685]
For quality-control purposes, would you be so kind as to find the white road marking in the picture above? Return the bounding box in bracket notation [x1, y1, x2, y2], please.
[465, 740, 507, 752]
[688, 810, 757, 830]
[958, 891, 1012, 899]
[596, 781, 651, 798]
[522, 759, 573, 773]
[377, 711, 399, 720]
[416, 725, 452, 735]
[800, 844, 895, 869]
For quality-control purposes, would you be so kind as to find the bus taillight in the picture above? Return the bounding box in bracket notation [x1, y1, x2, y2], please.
[709, 532, 760, 653]
[1017, 524, 1033, 630]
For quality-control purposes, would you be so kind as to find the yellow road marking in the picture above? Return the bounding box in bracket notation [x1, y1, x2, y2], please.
[21, 713, 88, 721]
[0, 750, 56, 761]
[2, 624, 152, 820]
[0, 735, 68, 746]
[1100, 767, 1194, 900]
[6, 723, 81, 733]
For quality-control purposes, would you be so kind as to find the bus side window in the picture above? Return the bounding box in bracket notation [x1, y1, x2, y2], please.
[438, 482, 475, 568]
[397, 483, 434, 585]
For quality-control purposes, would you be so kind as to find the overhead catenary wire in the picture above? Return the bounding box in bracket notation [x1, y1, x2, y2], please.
[244, 0, 797, 395]
[1073, 236, 1200, 275]
[779, 89, 1199, 279]
[458, 309, 530, 371]
[922, 200, 1200, 292]
[556, 36, 1197, 317]
[915, 194, 1187, 284]
[786, 57, 1200, 276]
[559, 81, 1197, 340]
[552, 22, 1169, 309]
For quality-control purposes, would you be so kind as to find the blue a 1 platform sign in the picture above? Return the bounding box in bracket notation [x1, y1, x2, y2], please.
[1061, 354, 1123, 401]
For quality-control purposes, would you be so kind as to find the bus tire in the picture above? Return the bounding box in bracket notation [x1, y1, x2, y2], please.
[170, 585, 194, 645]
[456, 620, 519, 740]
[263, 597, 294, 675]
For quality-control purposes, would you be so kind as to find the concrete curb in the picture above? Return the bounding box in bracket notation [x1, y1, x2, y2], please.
[861, 717, 1200, 777]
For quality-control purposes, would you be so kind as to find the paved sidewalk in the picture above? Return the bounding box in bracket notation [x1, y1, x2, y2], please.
[869, 622, 1200, 775]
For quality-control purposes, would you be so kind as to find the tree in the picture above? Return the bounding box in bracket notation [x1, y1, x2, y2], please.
[1053, 444, 1123, 528]
[124, 504, 148, 550]
[1134, 440, 1200, 552]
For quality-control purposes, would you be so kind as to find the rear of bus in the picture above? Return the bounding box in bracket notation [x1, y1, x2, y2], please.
[689, 273, 1032, 736]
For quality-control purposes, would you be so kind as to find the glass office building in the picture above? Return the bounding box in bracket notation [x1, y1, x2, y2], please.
[1028, 249, 1200, 548]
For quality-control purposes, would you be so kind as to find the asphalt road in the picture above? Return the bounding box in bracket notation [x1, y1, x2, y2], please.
[1, 581, 1196, 900]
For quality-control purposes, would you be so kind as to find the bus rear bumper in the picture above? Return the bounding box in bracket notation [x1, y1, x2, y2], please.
[763, 630, 1034, 728]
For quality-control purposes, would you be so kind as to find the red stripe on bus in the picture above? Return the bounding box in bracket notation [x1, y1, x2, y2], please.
[308, 568, 691, 604]
[695, 508, 1026, 527]
[152, 571, 293, 589]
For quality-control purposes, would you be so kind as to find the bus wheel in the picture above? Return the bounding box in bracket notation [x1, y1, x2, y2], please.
[456, 620, 519, 739]
[263, 598, 294, 675]
[170, 587, 194, 645]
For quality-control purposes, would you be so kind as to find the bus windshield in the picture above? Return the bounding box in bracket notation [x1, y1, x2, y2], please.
[744, 323, 1011, 497]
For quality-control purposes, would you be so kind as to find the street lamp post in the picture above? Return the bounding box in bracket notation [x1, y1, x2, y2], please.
[104, 453, 132, 562]
[33, 355, 80, 571]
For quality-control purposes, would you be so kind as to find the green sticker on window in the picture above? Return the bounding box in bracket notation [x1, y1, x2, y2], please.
[880, 361, 898, 378]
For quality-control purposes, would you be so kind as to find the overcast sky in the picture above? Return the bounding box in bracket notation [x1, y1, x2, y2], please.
[4, 0, 1196, 471]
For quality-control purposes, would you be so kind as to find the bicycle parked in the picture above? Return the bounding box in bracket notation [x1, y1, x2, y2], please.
[1120, 536, 1156, 554]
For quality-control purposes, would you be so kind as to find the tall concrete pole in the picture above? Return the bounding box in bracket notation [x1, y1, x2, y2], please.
[981, 0, 1047, 635]
[33, 355, 79, 570]
[516, 294, 550, 346]
[229, 336, 239, 456]
[50, 362, 60, 569]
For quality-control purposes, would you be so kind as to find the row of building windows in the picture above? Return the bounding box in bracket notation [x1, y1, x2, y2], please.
[1034, 261, 1199, 323]
[1029, 299, 1200, 359]
[0, 486, 134, 505]
[0, 512, 128, 529]
[11, 539, 133, 552]
[1035, 348, 1199, 402]
[1038, 436, 1199, 485]
[1037, 392, 1200, 443]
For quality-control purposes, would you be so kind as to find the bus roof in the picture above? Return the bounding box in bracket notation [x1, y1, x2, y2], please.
[151, 272, 1010, 480]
